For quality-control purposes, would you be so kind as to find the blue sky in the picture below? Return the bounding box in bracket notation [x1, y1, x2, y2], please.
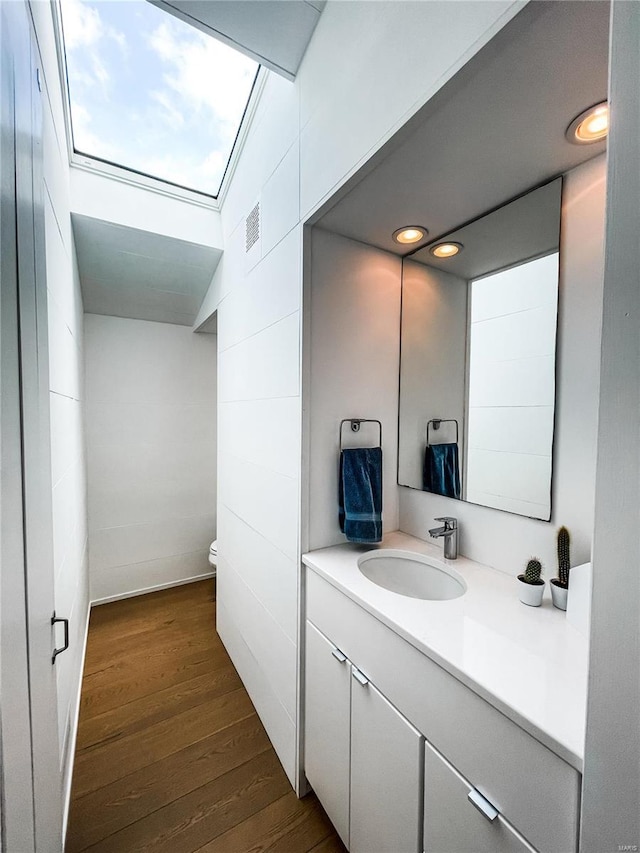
[61, 0, 259, 196]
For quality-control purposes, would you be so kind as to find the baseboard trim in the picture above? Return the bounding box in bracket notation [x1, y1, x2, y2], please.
[91, 572, 216, 607]
[61, 599, 90, 845]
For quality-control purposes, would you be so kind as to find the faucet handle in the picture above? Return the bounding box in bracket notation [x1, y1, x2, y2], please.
[434, 516, 457, 529]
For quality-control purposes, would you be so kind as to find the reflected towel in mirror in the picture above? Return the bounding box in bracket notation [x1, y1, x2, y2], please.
[423, 443, 461, 499]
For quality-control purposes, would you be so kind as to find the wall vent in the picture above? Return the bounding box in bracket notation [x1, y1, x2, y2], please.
[245, 202, 260, 252]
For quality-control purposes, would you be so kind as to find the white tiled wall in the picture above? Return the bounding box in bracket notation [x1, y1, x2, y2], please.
[398, 261, 468, 492]
[201, 0, 522, 789]
[308, 229, 401, 550]
[466, 254, 559, 517]
[85, 315, 217, 602]
[28, 0, 89, 812]
[400, 155, 606, 577]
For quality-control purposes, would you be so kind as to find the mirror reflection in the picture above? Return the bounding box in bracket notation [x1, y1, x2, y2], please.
[398, 178, 562, 520]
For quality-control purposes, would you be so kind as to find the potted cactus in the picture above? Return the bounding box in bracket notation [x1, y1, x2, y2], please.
[517, 558, 545, 607]
[551, 526, 571, 610]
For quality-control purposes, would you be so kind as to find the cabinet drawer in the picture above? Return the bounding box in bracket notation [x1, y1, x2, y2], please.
[307, 569, 580, 853]
[424, 741, 536, 853]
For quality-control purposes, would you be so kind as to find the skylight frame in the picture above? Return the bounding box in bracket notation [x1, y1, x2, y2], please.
[52, 0, 265, 207]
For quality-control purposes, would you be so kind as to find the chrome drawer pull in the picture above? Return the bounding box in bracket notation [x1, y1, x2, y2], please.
[468, 789, 499, 822]
[331, 648, 348, 663]
[352, 667, 369, 686]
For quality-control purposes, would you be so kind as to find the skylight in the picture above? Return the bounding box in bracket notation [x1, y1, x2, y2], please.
[59, 0, 259, 198]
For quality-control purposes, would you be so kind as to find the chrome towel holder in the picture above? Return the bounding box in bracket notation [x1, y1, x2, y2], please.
[339, 418, 383, 450]
[427, 418, 459, 446]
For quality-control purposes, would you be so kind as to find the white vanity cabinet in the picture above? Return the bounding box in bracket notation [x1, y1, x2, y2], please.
[304, 566, 581, 853]
[304, 620, 424, 853]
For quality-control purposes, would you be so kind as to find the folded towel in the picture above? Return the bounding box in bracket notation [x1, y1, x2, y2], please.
[339, 447, 383, 544]
[423, 443, 460, 499]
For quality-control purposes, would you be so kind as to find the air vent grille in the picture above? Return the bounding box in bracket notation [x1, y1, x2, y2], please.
[245, 202, 260, 252]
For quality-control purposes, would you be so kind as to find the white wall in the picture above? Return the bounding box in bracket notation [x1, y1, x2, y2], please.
[398, 261, 468, 492]
[200, 0, 523, 789]
[581, 2, 640, 847]
[85, 315, 217, 602]
[308, 229, 401, 550]
[400, 155, 606, 577]
[466, 253, 558, 518]
[70, 167, 223, 250]
[28, 0, 90, 816]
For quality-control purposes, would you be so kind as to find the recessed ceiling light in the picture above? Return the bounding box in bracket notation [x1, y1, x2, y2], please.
[566, 102, 609, 144]
[430, 242, 463, 258]
[393, 226, 427, 245]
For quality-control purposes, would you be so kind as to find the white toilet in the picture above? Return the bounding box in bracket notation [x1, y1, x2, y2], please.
[209, 539, 217, 575]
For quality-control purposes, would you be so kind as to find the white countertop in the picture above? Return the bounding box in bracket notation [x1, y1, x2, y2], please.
[302, 531, 588, 772]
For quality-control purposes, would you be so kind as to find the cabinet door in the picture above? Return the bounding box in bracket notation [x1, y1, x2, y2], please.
[350, 670, 423, 853]
[424, 742, 537, 853]
[304, 621, 351, 847]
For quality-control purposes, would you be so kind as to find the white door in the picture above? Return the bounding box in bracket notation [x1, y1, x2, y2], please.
[304, 621, 351, 847]
[1, 3, 63, 850]
[350, 671, 423, 853]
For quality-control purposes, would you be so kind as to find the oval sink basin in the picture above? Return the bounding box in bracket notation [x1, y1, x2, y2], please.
[357, 549, 466, 601]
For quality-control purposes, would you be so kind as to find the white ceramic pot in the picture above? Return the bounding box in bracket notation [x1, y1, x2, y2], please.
[550, 580, 569, 611]
[517, 575, 545, 607]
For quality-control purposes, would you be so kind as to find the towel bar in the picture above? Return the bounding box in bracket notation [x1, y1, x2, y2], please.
[339, 418, 382, 450]
[427, 418, 459, 446]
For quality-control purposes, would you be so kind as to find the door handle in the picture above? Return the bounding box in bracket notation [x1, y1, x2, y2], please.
[51, 612, 69, 664]
[331, 647, 348, 663]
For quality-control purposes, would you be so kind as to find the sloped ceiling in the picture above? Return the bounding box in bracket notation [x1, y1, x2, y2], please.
[72, 214, 222, 327]
[150, 0, 325, 80]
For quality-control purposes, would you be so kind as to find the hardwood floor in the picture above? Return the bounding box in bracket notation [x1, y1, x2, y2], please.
[66, 580, 346, 853]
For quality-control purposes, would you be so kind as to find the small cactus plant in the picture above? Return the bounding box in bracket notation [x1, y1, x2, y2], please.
[556, 526, 571, 588]
[524, 558, 543, 584]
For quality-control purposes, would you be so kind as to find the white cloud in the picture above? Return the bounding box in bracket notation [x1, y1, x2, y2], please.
[151, 90, 185, 131]
[146, 21, 257, 189]
[91, 54, 110, 90]
[142, 153, 201, 190]
[61, 0, 103, 50]
[71, 100, 121, 163]
[147, 22, 256, 133]
[61, 0, 127, 55]
[201, 150, 226, 181]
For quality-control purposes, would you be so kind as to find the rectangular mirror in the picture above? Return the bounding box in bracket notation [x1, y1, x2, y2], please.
[398, 178, 562, 520]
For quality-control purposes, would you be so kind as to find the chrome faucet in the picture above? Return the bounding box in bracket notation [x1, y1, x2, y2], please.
[428, 517, 458, 560]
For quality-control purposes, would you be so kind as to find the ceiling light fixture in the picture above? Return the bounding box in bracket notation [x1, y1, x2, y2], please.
[393, 226, 427, 245]
[430, 242, 463, 258]
[566, 102, 609, 144]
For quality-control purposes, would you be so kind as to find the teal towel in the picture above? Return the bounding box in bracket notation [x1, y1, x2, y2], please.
[339, 447, 383, 544]
[423, 443, 461, 499]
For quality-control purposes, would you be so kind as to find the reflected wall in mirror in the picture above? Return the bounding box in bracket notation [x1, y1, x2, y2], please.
[398, 178, 562, 520]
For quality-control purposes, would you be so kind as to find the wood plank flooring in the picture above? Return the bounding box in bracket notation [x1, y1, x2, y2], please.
[66, 580, 346, 853]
